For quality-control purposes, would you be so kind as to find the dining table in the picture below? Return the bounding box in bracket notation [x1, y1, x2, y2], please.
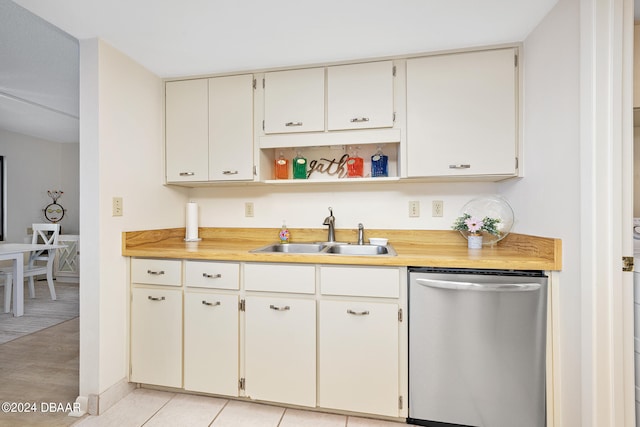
[0, 242, 67, 317]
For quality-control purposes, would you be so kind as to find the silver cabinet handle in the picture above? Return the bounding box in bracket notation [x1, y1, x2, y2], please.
[269, 304, 290, 311]
[347, 309, 370, 316]
[147, 270, 165, 275]
[147, 296, 166, 301]
[285, 121, 303, 127]
[448, 164, 471, 169]
[350, 117, 370, 123]
[416, 278, 541, 292]
[202, 300, 221, 306]
[222, 170, 238, 175]
[179, 172, 196, 176]
[202, 273, 222, 279]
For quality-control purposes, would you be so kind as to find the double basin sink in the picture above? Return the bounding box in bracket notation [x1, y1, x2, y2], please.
[250, 242, 397, 256]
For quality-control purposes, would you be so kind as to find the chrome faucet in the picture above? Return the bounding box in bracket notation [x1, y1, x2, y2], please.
[357, 223, 365, 245]
[323, 207, 336, 243]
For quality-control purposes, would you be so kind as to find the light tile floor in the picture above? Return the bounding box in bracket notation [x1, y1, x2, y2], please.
[72, 389, 415, 427]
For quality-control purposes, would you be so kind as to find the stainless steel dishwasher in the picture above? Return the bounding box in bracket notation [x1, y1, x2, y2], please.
[408, 267, 548, 427]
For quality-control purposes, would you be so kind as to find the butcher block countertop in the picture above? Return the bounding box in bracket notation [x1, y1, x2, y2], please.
[122, 227, 562, 271]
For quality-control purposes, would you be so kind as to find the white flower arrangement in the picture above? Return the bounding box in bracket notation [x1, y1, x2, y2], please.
[452, 213, 501, 236]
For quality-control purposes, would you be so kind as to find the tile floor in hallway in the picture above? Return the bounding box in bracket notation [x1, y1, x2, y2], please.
[72, 388, 416, 427]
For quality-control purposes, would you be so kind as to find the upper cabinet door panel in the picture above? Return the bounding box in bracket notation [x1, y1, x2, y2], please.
[406, 48, 518, 177]
[165, 79, 209, 182]
[327, 61, 394, 131]
[264, 67, 325, 134]
[208, 74, 254, 181]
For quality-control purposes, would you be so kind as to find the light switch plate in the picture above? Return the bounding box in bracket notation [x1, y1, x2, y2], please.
[112, 197, 123, 217]
[409, 201, 420, 217]
[245, 202, 254, 217]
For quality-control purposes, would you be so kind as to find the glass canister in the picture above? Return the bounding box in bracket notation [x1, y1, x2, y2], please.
[371, 146, 388, 177]
[347, 146, 364, 178]
[292, 150, 308, 179]
[274, 151, 289, 179]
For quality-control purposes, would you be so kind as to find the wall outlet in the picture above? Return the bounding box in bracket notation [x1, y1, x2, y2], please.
[409, 201, 420, 217]
[245, 202, 254, 217]
[112, 197, 123, 217]
[432, 200, 444, 217]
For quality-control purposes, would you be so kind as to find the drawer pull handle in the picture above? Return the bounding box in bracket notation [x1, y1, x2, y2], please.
[147, 270, 165, 275]
[148, 296, 165, 301]
[203, 273, 222, 279]
[448, 164, 471, 169]
[347, 309, 370, 316]
[269, 304, 290, 311]
[222, 170, 238, 175]
[202, 300, 221, 307]
[350, 117, 370, 123]
[179, 172, 195, 176]
[285, 121, 303, 127]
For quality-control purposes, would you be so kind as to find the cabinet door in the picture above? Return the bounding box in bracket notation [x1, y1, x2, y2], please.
[209, 74, 254, 181]
[318, 300, 399, 417]
[327, 61, 394, 131]
[184, 292, 239, 396]
[264, 68, 325, 134]
[406, 48, 518, 177]
[245, 296, 316, 407]
[130, 287, 182, 388]
[165, 79, 209, 182]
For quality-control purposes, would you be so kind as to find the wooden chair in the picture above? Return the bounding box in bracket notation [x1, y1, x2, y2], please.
[1, 276, 10, 313]
[1, 223, 61, 311]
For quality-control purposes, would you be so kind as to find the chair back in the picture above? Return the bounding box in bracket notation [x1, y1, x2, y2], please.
[29, 223, 60, 265]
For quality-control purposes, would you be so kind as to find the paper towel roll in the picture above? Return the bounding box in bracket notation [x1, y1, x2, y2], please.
[185, 202, 200, 241]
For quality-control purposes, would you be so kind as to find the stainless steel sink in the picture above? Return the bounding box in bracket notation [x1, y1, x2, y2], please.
[325, 244, 396, 256]
[250, 242, 396, 256]
[250, 243, 327, 254]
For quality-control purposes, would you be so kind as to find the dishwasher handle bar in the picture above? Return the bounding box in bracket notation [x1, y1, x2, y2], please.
[415, 277, 541, 292]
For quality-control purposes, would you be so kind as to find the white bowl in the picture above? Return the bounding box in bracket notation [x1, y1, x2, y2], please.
[369, 238, 388, 246]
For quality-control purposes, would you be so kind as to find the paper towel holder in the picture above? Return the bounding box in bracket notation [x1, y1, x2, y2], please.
[185, 201, 202, 242]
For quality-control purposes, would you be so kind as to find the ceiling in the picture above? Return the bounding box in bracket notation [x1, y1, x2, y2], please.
[3, 0, 569, 144]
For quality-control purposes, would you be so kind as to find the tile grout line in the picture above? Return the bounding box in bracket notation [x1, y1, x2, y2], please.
[139, 391, 178, 427]
[276, 406, 287, 426]
[207, 397, 231, 426]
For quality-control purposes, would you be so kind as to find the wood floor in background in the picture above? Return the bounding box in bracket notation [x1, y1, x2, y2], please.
[0, 281, 79, 344]
[0, 317, 79, 427]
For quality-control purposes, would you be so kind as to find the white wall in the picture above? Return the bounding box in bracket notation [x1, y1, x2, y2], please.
[0, 129, 79, 241]
[79, 38, 187, 399]
[191, 181, 499, 232]
[499, 0, 581, 424]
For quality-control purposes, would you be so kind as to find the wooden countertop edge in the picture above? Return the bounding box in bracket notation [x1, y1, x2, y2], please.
[122, 227, 562, 271]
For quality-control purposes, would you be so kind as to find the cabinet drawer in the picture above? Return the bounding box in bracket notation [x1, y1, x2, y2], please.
[131, 258, 181, 286]
[320, 266, 399, 298]
[245, 263, 315, 294]
[185, 260, 239, 290]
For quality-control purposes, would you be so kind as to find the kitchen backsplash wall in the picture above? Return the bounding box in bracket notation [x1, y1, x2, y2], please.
[190, 181, 499, 232]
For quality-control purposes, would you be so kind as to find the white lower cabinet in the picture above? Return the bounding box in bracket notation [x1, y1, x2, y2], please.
[184, 292, 239, 396]
[244, 295, 316, 407]
[130, 286, 182, 388]
[318, 299, 400, 417]
[129, 258, 405, 419]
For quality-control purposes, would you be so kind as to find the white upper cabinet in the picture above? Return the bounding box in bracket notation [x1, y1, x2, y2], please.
[165, 79, 209, 182]
[406, 48, 518, 178]
[166, 75, 255, 184]
[264, 67, 325, 134]
[327, 61, 394, 131]
[209, 74, 254, 181]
